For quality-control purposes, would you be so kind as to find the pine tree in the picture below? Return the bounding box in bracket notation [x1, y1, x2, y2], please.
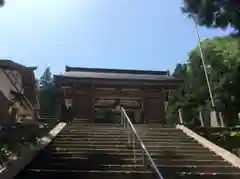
[38, 67, 60, 116]
[39, 67, 53, 89]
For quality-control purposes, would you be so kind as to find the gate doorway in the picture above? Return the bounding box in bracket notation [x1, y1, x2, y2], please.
[93, 108, 137, 124]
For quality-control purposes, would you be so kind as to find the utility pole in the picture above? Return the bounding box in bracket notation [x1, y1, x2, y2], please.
[192, 20, 215, 108]
[191, 18, 220, 127]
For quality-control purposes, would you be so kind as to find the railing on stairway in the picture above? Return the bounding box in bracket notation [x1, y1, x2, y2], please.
[120, 106, 164, 179]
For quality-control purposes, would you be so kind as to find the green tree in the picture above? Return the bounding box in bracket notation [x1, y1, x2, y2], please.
[0, 0, 4, 7]
[167, 63, 198, 124]
[39, 67, 53, 89]
[168, 35, 240, 126]
[38, 67, 59, 116]
[182, 0, 240, 31]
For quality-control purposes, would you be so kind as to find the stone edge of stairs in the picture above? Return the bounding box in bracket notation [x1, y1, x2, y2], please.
[177, 124, 240, 169]
[0, 122, 67, 179]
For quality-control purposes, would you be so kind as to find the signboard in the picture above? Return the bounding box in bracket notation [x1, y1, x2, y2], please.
[94, 98, 141, 109]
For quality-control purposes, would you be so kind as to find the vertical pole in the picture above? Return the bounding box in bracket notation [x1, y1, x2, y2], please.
[121, 110, 124, 125]
[124, 115, 127, 130]
[219, 112, 225, 127]
[238, 112, 240, 124]
[178, 108, 184, 124]
[192, 19, 215, 108]
[142, 150, 145, 166]
[199, 111, 204, 127]
[127, 123, 130, 144]
[192, 19, 218, 127]
[132, 132, 136, 166]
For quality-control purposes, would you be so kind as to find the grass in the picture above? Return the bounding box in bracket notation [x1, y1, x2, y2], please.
[193, 127, 240, 156]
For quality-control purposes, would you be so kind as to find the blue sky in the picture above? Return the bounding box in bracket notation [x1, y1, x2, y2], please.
[0, 0, 230, 77]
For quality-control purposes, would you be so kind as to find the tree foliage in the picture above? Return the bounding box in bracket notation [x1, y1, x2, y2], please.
[167, 35, 240, 126]
[39, 67, 53, 89]
[182, 0, 240, 31]
[0, 0, 4, 7]
[38, 67, 60, 116]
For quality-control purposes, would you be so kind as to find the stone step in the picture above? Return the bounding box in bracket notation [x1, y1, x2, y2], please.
[27, 162, 237, 172]
[51, 140, 200, 145]
[41, 150, 219, 158]
[65, 126, 125, 130]
[15, 169, 240, 179]
[68, 121, 88, 123]
[51, 142, 203, 148]
[54, 136, 198, 142]
[61, 131, 187, 137]
[45, 147, 212, 155]
[72, 125, 176, 129]
[15, 169, 155, 179]
[135, 126, 178, 130]
[30, 151, 224, 161]
[56, 136, 190, 141]
[54, 138, 196, 144]
[67, 126, 178, 131]
[29, 156, 228, 166]
[56, 134, 190, 139]
[27, 163, 146, 170]
[61, 129, 186, 135]
[49, 145, 210, 152]
[39, 147, 220, 155]
[22, 164, 240, 174]
[68, 124, 123, 127]
[166, 173, 240, 179]
[66, 125, 177, 129]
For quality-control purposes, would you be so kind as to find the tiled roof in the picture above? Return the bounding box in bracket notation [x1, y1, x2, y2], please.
[61, 71, 178, 81]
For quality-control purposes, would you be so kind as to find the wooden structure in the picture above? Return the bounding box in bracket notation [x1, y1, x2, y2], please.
[54, 66, 182, 124]
[0, 60, 39, 124]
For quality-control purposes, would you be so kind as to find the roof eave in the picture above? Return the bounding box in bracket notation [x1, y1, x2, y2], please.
[65, 66, 169, 75]
[54, 75, 183, 86]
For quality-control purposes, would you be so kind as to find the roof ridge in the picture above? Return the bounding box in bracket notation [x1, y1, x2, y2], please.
[65, 66, 168, 75]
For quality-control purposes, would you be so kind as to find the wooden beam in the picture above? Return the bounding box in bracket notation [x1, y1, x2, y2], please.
[54, 75, 182, 87]
[95, 93, 142, 98]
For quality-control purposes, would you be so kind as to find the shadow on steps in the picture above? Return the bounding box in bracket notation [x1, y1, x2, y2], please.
[153, 150, 236, 179]
[17, 146, 125, 171]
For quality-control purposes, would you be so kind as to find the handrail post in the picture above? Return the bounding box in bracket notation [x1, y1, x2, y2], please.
[127, 123, 131, 144]
[125, 116, 127, 130]
[121, 110, 124, 125]
[132, 132, 136, 166]
[142, 150, 145, 166]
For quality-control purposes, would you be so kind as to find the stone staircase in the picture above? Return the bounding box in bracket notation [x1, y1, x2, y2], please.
[136, 124, 240, 178]
[14, 121, 240, 179]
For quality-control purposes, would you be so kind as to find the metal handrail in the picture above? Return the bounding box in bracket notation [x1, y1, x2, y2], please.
[120, 107, 164, 179]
